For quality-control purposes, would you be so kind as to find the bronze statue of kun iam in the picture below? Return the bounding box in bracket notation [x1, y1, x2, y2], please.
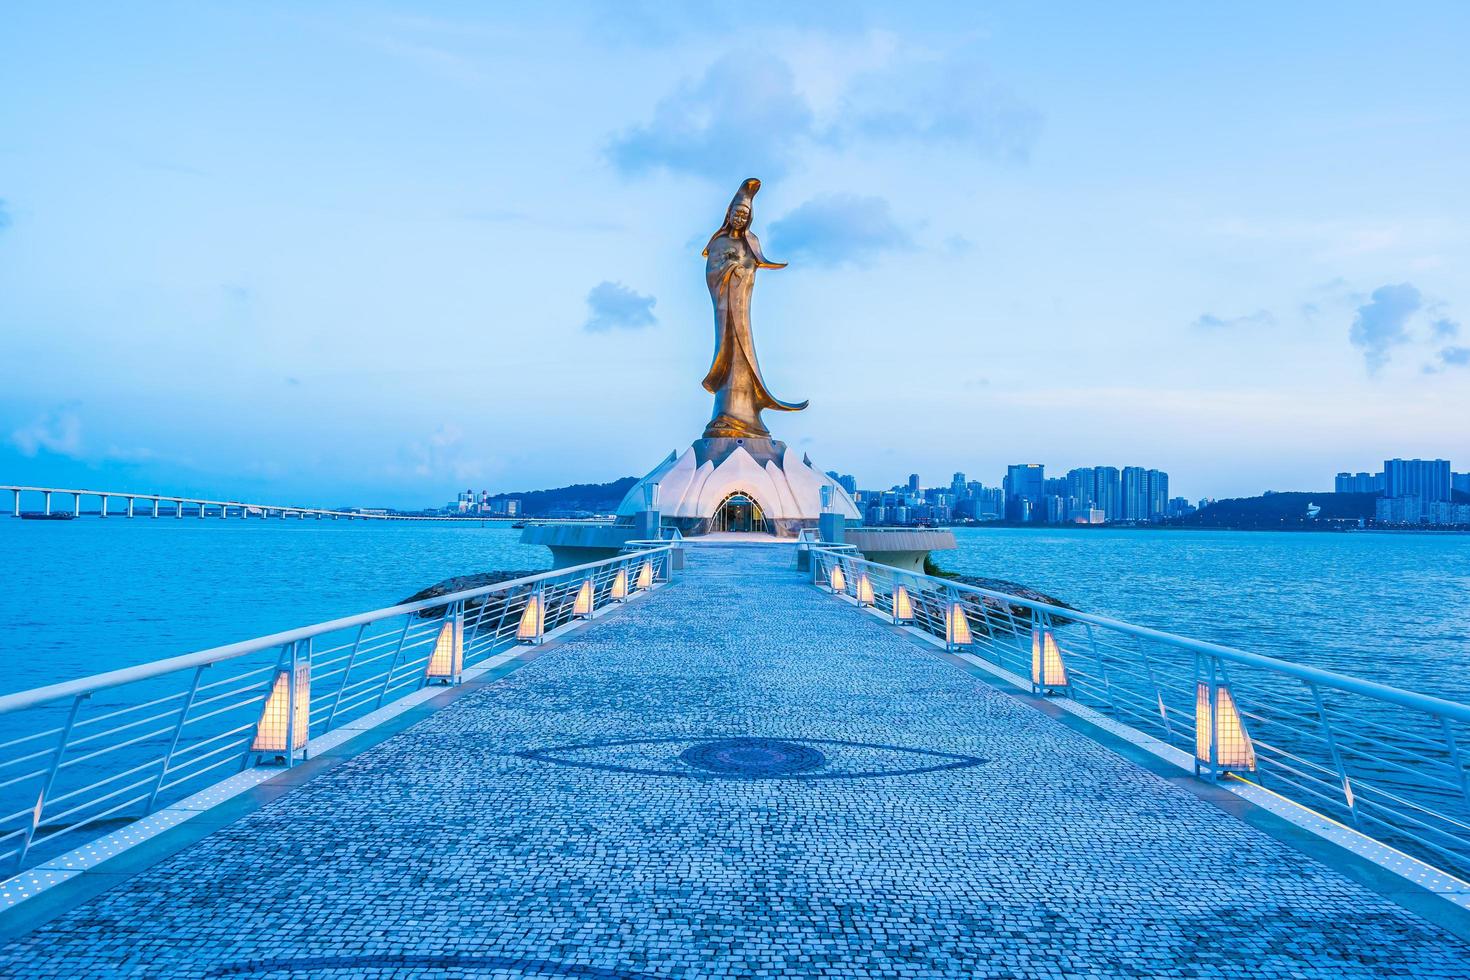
[700, 178, 809, 440]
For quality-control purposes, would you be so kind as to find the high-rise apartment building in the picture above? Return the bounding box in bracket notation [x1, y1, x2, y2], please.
[1004, 464, 1045, 522]
[1383, 459, 1451, 502]
[1335, 471, 1386, 494]
[1093, 467, 1122, 521]
[1121, 467, 1149, 521]
[1065, 468, 1095, 509]
[1147, 469, 1169, 520]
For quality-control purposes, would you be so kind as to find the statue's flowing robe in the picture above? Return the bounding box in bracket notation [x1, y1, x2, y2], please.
[701, 230, 807, 425]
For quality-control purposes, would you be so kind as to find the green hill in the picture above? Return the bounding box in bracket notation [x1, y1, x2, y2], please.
[1181, 492, 1375, 529]
[486, 478, 637, 517]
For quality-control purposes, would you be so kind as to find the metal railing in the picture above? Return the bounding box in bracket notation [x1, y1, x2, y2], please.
[0, 546, 673, 875]
[810, 547, 1470, 881]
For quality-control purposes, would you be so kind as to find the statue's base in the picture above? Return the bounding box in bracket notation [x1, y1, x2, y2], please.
[609, 433, 862, 538]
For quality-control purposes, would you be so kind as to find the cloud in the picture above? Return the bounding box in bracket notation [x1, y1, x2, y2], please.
[393, 423, 485, 482]
[1192, 310, 1276, 330]
[1431, 317, 1460, 339]
[607, 46, 1038, 181]
[583, 281, 657, 332]
[1349, 283, 1421, 372]
[768, 194, 913, 267]
[11, 407, 83, 458]
[1435, 346, 1470, 369]
[833, 52, 1040, 162]
[607, 54, 813, 180]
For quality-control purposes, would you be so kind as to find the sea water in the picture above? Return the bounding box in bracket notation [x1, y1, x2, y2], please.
[1, 520, 1467, 702]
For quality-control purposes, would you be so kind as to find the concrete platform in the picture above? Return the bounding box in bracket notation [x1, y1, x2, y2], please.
[1, 545, 1467, 978]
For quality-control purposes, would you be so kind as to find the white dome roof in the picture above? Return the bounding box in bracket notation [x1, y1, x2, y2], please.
[616, 442, 861, 522]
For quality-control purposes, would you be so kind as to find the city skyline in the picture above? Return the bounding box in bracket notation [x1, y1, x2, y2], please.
[3, 4, 1469, 506]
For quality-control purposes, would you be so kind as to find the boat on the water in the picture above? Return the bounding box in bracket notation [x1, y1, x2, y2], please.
[18, 511, 75, 521]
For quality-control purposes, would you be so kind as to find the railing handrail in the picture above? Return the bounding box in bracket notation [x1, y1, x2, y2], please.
[0, 545, 674, 716]
[812, 546, 1470, 725]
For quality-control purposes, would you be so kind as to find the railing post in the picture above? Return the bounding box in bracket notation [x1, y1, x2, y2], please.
[375, 617, 415, 710]
[17, 693, 87, 870]
[283, 639, 310, 766]
[1138, 639, 1174, 740]
[144, 665, 207, 813]
[1307, 680, 1359, 825]
[1442, 717, 1470, 811]
[1084, 623, 1121, 718]
[324, 624, 368, 729]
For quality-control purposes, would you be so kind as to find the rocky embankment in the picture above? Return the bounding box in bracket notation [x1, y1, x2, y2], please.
[399, 570, 540, 618]
[923, 557, 1074, 623]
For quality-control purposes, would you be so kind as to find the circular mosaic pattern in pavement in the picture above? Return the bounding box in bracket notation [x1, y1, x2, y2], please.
[678, 737, 828, 776]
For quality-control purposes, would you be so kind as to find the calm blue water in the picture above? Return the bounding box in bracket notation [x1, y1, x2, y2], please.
[2, 520, 1467, 702]
[937, 527, 1470, 702]
[0, 519, 549, 696]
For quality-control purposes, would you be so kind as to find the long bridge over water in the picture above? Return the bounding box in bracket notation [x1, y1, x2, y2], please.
[3, 484, 534, 522]
[0, 539, 1467, 977]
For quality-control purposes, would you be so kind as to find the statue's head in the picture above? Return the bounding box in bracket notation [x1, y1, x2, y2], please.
[723, 178, 761, 233]
[704, 177, 779, 262]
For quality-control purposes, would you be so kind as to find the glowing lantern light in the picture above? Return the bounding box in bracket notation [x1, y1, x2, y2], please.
[829, 564, 847, 593]
[856, 573, 874, 607]
[516, 592, 544, 643]
[252, 662, 309, 756]
[945, 602, 972, 648]
[892, 585, 914, 623]
[1195, 680, 1256, 776]
[573, 579, 594, 618]
[611, 567, 629, 602]
[636, 560, 654, 590]
[1030, 627, 1069, 694]
[425, 615, 463, 684]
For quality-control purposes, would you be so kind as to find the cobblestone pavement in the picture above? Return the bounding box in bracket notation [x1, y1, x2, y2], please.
[3, 545, 1468, 978]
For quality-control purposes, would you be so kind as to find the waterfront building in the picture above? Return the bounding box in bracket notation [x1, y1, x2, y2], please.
[1167, 496, 1195, 518]
[1072, 506, 1106, 524]
[1377, 496, 1424, 524]
[1454, 472, 1470, 495]
[1147, 469, 1169, 521]
[1003, 464, 1045, 522]
[1427, 501, 1470, 525]
[1044, 494, 1068, 524]
[1122, 467, 1149, 522]
[1094, 466, 1122, 521]
[1065, 467, 1095, 509]
[1383, 458, 1451, 503]
[907, 473, 921, 494]
[1335, 471, 1385, 494]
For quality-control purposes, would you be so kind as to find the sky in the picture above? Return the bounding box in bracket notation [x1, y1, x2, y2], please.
[1, 2, 1467, 506]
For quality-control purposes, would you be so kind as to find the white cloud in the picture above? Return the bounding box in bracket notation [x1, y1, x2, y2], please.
[11, 407, 83, 458]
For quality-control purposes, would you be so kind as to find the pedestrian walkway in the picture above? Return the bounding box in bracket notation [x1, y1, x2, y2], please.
[2, 545, 1467, 978]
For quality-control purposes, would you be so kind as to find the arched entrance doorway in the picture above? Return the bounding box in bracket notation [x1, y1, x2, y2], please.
[713, 492, 769, 533]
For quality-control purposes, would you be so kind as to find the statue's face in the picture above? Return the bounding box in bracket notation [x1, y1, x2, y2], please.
[730, 206, 751, 231]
